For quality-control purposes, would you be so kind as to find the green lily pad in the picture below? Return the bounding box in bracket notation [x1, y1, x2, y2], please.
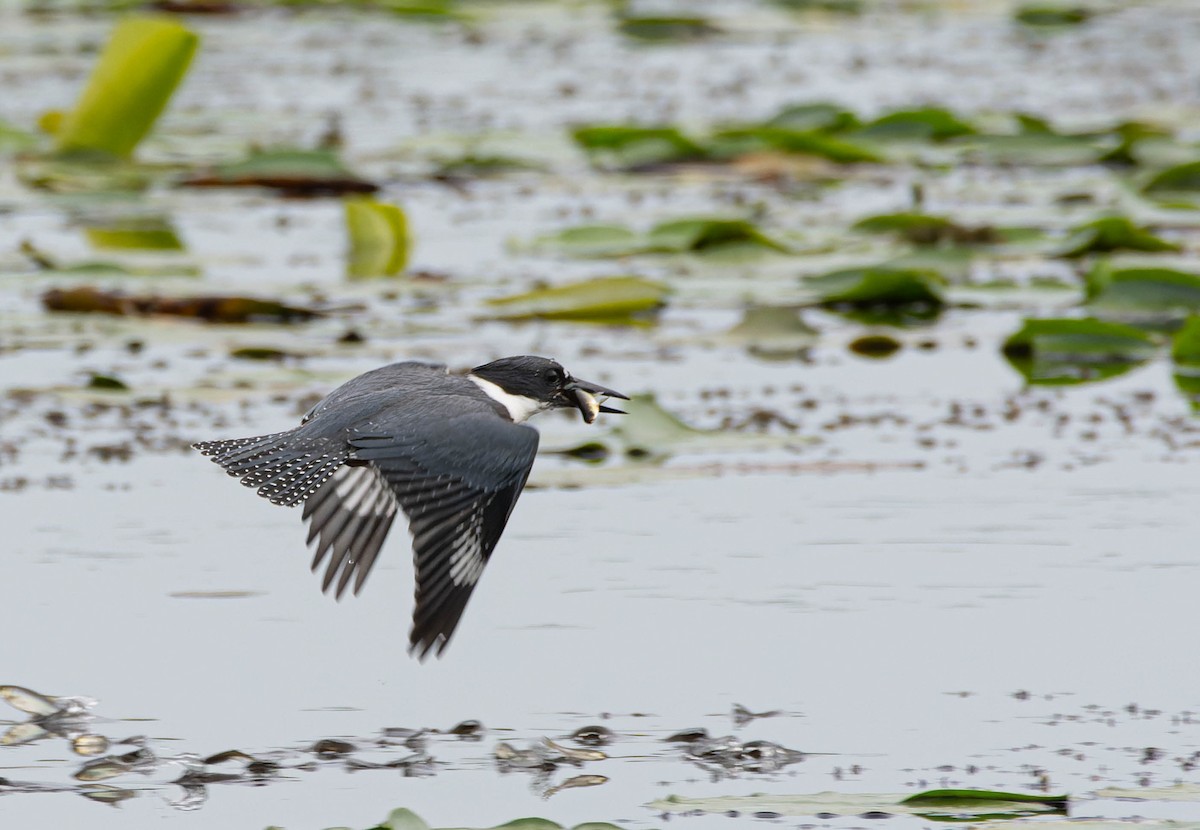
[852, 213, 999, 246]
[653, 788, 1066, 819]
[1014, 5, 1092, 26]
[764, 102, 861, 133]
[529, 225, 642, 258]
[87, 373, 130, 392]
[708, 127, 881, 163]
[184, 148, 378, 196]
[571, 125, 707, 169]
[486, 276, 669, 322]
[1056, 217, 1179, 258]
[0, 118, 38, 153]
[345, 198, 410, 278]
[1144, 160, 1200, 196]
[1002, 317, 1158, 385]
[53, 17, 199, 160]
[645, 218, 791, 255]
[617, 16, 720, 41]
[807, 267, 946, 307]
[85, 217, 185, 251]
[1171, 316, 1200, 367]
[854, 108, 976, 142]
[956, 132, 1112, 166]
[1085, 264, 1200, 321]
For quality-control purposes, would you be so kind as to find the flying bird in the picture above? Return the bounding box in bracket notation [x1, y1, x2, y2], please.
[194, 356, 627, 659]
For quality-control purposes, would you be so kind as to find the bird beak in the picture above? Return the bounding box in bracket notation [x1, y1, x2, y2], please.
[562, 377, 630, 424]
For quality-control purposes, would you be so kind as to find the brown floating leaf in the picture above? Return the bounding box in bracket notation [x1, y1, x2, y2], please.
[42, 286, 322, 323]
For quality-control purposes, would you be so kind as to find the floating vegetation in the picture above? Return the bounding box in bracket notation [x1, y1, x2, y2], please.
[1085, 264, 1200, 323]
[83, 216, 186, 251]
[345, 197, 410, 278]
[1014, 5, 1093, 27]
[851, 212, 1000, 246]
[485, 276, 669, 323]
[1055, 216, 1179, 258]
[531, 217, 790, 258]
[616, 15, 720, 42]
[722, 306, 818, 359]
[52, 17, 199, 160]
[42, 286, 323, 323]
[654, 788, 1068, 819]
[1002, 317, 1158, 385]
[807, 267, 946, 309]
[182, 147, 378, 196]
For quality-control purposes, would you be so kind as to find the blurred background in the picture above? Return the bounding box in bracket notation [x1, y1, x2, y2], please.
[3, 0, 1200, 827]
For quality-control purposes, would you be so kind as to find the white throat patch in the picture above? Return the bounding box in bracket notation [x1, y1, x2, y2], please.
[468, 375, 546, 423]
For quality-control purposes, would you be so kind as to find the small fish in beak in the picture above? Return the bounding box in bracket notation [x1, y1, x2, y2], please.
[562, 377, 629, 424]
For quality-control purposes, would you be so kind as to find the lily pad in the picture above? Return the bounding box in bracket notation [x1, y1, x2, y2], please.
[53, 17, 198, 160]
[854, 108, 976, 142]
[42, 286, 322, 323]
[617, 16, 720, 41]
[645, 218, 791, 255]
[1014, 5, 1092, 26]
[708, 127, 881, 163]
[183, 148, 378, 196]
[1171, 316, 1200, 367]
[723, 306, 819, 358]
[529, 224, 642, 258]
[852, 213, 999, 246]
[84, 217, 185, 251]
[1085, 264, 1200, 321]
[652, 788, 1066, 819]
[764, 102, 860, 133]
[1002, 317, 1157, 385]
[807, 267, 946, 307]
[1056, 217, 1179, 258]
[485, 276, 669, 322]
[571, 125, 707, 169]
[345, 198, 410, 278]
[1144, 160, 1200, 196]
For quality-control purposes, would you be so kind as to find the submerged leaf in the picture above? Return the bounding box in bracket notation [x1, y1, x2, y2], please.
[345, 198, 410, 278]
[486, 276, 669, 322]
[184, 148, 377, 196]
[724, 306, 819, 358]
[1002, 317, 1157, 385]
[55, 17, 199, 159]
[1056, 217, 1179, 258]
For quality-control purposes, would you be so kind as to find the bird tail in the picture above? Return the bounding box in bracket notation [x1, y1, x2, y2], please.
[193, 430, 345, 507]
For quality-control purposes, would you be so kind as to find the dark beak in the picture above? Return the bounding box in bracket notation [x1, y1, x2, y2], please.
[562, 377, 629, 424]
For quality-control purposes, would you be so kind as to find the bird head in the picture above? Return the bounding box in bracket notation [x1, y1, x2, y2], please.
[469, 356, 629, 424]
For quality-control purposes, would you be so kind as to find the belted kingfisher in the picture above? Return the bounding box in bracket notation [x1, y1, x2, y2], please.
[194, 356, 627, 659]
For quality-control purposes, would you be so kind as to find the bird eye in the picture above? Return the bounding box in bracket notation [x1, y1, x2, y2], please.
[544, 368, 563, 384]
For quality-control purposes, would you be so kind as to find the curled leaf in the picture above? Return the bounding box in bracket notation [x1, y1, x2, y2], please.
[345, 198, 410, 278]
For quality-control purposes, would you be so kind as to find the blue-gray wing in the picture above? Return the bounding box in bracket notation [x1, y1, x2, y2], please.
[301, 412, 539, 659]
